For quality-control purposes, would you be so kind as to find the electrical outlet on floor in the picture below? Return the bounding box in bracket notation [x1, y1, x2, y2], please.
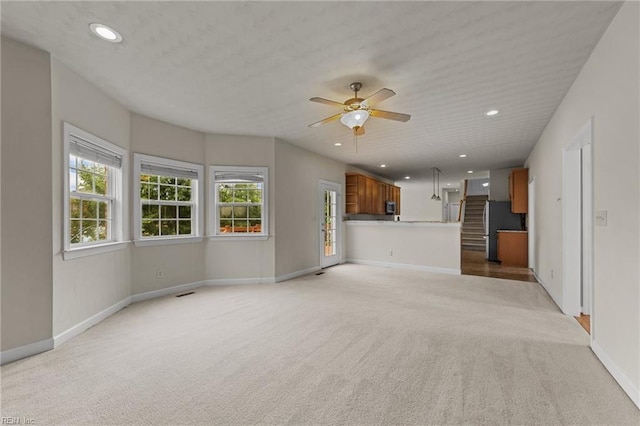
[156, 270, 164, 279]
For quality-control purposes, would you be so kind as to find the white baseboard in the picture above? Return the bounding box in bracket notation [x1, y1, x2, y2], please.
[275, 266, 322, 283]
[53, 297, 132, 348]
[591, 340, 640, 409]
[131, 280, 205, 304]
[346, 258, 461, 275]
[1, 338, 54, 365]
[204, 277, 276, 286]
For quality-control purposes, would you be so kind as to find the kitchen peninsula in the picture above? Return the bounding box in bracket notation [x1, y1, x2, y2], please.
[345, 221, 461, 274]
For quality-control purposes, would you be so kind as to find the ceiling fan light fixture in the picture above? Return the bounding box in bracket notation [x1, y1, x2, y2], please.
[340, 109, 370, 129]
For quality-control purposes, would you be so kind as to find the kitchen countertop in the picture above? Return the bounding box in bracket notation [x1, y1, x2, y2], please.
[497, 230, 528, 233]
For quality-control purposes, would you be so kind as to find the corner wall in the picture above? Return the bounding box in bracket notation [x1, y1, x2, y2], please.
[526, 1, 640, 405]
[274, 140, 346, 278]
[129, 113, 206, 295]
[204, 134, 276, 282]
[51, 58, 131, 336]
[1, 37, 53, 352]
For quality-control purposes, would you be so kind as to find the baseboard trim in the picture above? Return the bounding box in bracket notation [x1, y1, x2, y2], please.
[275, 266, 322, 283]
[591, 340, 640, 409]
[346, 259, 461, 275]
[204, 277, 276, 286]
[54, 297, 132, 348]
[1, 338, 54, 365]
[131, 281, 205, 304]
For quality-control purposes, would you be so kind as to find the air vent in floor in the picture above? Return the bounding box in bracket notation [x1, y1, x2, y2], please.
[176, 291, 195, 298]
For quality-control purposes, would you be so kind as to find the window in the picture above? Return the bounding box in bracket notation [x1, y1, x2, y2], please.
[210, 166, 268, 238]
[133, 154, 204, 246]
[64, 122, 126, 258]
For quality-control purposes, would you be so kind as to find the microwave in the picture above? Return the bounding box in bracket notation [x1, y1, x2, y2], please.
[385, 200, 396, 215]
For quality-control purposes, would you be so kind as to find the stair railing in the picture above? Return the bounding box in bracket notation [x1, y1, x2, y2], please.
[457, 179, 468, 222]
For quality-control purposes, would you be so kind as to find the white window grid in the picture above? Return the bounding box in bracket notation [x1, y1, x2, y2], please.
[209, 166, 268, 237]
[133, 153, 204, 243]
[63, 122, 126, 253]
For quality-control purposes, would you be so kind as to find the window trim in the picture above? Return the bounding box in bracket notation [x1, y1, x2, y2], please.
[208, 165, 269, 239]
[133, 153, 204, 247]
[63, 122, 127, 258]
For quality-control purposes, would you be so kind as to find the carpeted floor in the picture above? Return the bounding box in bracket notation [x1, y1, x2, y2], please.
[2, 264, 638, 425]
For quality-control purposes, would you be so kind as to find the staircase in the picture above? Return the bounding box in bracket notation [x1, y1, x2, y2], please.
[461, 195, 488, 251]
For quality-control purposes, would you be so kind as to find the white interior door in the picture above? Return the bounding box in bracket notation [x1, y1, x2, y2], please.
[450, 203, 460, 222]
[320, 181, 341, 268]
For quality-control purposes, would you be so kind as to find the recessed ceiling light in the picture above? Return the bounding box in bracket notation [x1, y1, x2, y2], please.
[459, 154, 467, 158]
[482, 182, 489, 187]
[467, 170, 474, 174]
[447, 183, 451, 186]
[404, 176, 411, 180]
[334, 142, 342, 147]
[485, 109, 499, 117]
[379, 164, 387, 168]
[89, 23, 123, 43]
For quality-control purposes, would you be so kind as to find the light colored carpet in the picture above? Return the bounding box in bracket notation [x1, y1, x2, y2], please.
[2, 264, 638, 425]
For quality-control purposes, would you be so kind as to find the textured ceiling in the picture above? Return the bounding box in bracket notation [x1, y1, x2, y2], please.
[1, 1, 621, 184]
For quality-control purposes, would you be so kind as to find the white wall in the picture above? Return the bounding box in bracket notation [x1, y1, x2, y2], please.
[274, 140, 346, 278]
[129, 114, 207, 294]
[395, 180, 443, 222]
[1, 37, 53, 351]
[204, 134, 276, 281]
[50, 58, 132, 336]
[526, 1, 639, 404]
[466, 178, 489, 196]
[489, 168, 515, 201]
[345, 222, 461, 274]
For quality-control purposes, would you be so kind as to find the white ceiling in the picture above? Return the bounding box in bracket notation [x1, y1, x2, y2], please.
[1, 1, 621, 184]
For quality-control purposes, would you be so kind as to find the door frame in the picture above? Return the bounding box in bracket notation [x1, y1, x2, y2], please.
[319, 180, 342, 268]
[528, 177, 535, 271]
[562, 118, 594, 333]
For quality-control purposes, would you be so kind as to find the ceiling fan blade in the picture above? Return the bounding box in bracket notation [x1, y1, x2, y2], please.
[308, 113, 343, 128]
[355, 126, 365, 136]
[370, 109, 411, 122]
[309, 97, 345, 108]
[361, 88, 395, 108]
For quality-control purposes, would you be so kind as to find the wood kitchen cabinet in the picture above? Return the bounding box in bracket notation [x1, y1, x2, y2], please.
[345, 173, 400, 215]
[497, 231, 528, 267]
[509, 168, 528, 213]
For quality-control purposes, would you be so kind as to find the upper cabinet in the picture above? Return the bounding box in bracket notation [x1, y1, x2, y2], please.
[509, 168, 528, 213]
[345, 173, 400, 215]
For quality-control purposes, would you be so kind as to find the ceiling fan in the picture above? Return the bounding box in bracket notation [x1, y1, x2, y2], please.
[308, 82, 411, 139]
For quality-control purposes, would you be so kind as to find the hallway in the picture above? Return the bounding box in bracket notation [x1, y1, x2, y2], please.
[461, 249, 537, 282]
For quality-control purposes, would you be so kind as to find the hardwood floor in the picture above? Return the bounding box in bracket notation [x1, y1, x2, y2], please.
[575, 314, 591, 334]
[461, 249, 538, 282]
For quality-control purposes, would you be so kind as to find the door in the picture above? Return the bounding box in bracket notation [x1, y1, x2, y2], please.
[449, 203, 460, 222]
[320, 181, 341, 268]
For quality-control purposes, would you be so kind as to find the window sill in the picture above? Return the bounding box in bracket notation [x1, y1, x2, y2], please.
[208, 235, 270, 241]
[133, 237, 204, 247]
[63, 241, 130, 260]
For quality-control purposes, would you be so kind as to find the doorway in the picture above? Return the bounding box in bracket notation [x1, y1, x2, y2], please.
[562, 118, 594, 335]
[320, 181, 341, 268]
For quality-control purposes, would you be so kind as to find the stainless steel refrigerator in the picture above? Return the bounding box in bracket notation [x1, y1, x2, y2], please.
[484, 201, 522, 261]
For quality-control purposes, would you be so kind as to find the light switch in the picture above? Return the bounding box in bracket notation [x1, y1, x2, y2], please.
[595, 210, 607, 226]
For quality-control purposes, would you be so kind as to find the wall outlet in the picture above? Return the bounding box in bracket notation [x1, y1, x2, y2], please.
[551, 269, 554, 279]
[156, 270, 164, 279]
[389, 250, 393, 256]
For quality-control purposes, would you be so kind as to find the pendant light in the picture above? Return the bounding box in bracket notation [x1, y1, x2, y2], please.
[431, 168, 437, 200]
[436, 168, 442, 201]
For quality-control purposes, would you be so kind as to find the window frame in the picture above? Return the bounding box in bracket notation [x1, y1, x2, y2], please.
[133, 153, 204, 247]
[63, 122, 128, 259]
[209, 165, 269, 240]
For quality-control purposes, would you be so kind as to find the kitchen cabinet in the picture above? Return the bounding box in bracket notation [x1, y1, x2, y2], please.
[497, 231, 528, 267]
[509, 168, 528, 213]
[345, 173, 400, 215]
